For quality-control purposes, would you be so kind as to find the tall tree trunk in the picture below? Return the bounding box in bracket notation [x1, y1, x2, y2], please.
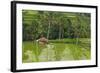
[76, 31, 79, 45]
[47, 21, 51, 39]
[59, 24, 62, 40]
[76, 37, 79, 45]
[61, 29, 64, 39]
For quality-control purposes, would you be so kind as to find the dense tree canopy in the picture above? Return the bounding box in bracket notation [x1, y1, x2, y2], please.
[22, 10, 91, 41]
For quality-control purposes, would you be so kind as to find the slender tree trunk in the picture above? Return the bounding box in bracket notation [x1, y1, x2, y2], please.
[76, 37, 79, 45]
[59, 24, 62, 40]
[76, 31, 79, 45]
[61, 29, 64, 39]
[47, 21, 51, 39]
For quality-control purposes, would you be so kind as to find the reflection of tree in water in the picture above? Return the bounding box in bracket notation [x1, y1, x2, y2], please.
[38, 44, 56, 61]
[23, 42, 90, 62]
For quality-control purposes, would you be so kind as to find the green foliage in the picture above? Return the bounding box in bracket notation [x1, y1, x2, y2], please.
[22, 10, 91, 41]
[49, 39, 77, 43]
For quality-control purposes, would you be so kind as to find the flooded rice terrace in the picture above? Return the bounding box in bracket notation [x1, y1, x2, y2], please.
[22, 41, 91, 63]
